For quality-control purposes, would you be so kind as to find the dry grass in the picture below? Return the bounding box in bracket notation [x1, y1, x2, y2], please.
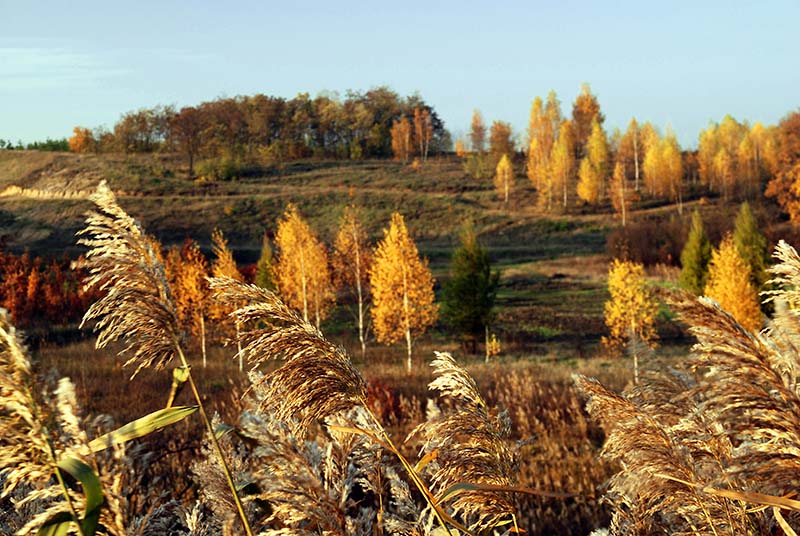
[575, 241, 800, 535]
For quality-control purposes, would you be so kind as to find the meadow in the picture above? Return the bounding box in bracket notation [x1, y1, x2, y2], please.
[2, 150, 798, 535]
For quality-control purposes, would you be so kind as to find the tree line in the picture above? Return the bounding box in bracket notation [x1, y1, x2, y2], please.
[0, 204, 487, 371]
[435, 83, 798, 224]
[63, 88, 449, 176]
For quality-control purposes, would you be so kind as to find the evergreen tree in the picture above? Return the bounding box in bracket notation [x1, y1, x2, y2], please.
[679, 210, 712, 294]
[441, 223, 500, 353]
[733, 202, 768, 291]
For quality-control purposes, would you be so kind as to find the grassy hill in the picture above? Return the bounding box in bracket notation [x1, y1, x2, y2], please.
[1, 149, 781, 357]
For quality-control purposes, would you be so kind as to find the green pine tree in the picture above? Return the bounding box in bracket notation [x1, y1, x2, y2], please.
[441, 223, 500, 353]
[733, 201, 769, 291]
[255, 234, 276, 290]
[680, 210, 712, 294]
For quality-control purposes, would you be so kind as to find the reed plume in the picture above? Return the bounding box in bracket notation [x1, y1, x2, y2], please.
[576, 241, 800, 533]
[416, 352, 516, 533]
[77, 181, 253, 535]
[209, 277, 367, 435]
[77, 180, 180, 378]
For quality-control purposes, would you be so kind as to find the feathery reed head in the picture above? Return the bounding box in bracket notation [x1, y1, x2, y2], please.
[78, 181, 180, 378]
[209, 277, 367, 435]
[419, 352, 516, 532]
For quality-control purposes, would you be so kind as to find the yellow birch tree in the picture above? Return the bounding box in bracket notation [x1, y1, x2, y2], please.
[527, 96, 552, 192]
[332, 205, 372, 358]
[603, 259, 658, 384]
[165, 239, 210, 367]
[494, 154, 514, 205]
[704, 235, 761, 332]
[210, 228, 245, 370]
[576, 119, 609, 205]
[275, 204, 334, 330]
[548, 120, 575, 211]
[390, 116, 413, 164]
[369, 212, 437, 372]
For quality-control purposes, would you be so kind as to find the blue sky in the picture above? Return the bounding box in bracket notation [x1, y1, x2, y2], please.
[1, 0, 798, 148]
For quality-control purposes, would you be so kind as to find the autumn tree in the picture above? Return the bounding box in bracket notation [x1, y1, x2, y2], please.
[210, 229, 245, 370]
[765, 111, 800, 222]
[643, 129, 683, 210]
[254, 234, 275, 290]
[390, 116, 413, 164]
[413, 107, 433, 161]
[470, 110, 486, 153]
[68, 126, 96, 153]
[489, 120, 514, 163]
[704, 235, 761, 332]
[441, 223, 499, 353]
[455, 138, 467, 157]
[527, 96, 552, 192]
[493, 154, 514, 205]
[571, 83, 604, 158]
[679, 210, 712, 294]
[369, 212, 437, 371]
[547, 120, 576, 210]
[618, 118, 642, 191]
[733, 202, 768, 291]
[332, 205, 372, 358]
[609, 161, 633, 226]
[169, 105, 204, 177]
[275, 204, 334, 330]
[165, 239, 211, 366]
[603, 259, 658, 384]
[576, 119, 609, 205]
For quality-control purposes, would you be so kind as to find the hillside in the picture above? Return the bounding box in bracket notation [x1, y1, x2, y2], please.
[1, 149, 783, 354]
[0, 150, 613, 261]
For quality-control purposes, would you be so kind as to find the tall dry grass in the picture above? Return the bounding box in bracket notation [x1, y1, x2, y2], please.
[576, 240, 800, 535]
[6, 181, 595, 535]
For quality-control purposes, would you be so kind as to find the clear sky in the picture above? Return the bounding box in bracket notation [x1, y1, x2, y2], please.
[1, 0, 798, 148]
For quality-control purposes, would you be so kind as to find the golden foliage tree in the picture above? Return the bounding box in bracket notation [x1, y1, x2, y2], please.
[704, 235, 761, 332]
[643, 129, 683, 210]
[68, 126, 96, 153]
[603, 259, 658, 383]
[454, 138, 467, 157]
[210, 228, 245, 369]
[618, 118, 642, 191]
[332, 205, 372, 358]
[369, 212, 437, 371]
[765, 111, 800, 223]
[571, 83, 604, 157]
[547, 120, 575, 211]
[275, 204, 334, 330]
[489, 120, 514, 163]
[527, 96, 553, 192]
[165, 239, 210, 366]
[390, 116, 413, 164]
[576, 119, 609, 205]
[470, 109, 486, 153]
[413, 107, 433, 162]
[493, 154, 514, 205]
[609, 161, 634, 226]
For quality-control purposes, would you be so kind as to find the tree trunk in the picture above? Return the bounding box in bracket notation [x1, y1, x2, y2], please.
[633, 135, 640, 191]
[403, 267, 412, 373]
[485, 325, 490, 363]
[200, 314, 207, 368]
[300, 249, 308, 324]
[354, 236, 366, 359]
